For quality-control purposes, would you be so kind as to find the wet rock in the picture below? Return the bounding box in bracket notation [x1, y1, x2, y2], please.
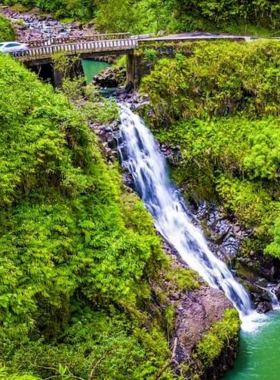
[107, 135, 118, 150]
[125, 81, 134, 93]
[255, 278, 268, 288]
[122, 172, 134, 190]
[274, 283, 280, 299]
[93, 67, 126, 88]
[256, 301, 273, 313]
[190, 203, 251, 263]
[111, 119, 121, 131]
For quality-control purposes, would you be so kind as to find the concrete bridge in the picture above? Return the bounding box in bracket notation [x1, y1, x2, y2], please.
[12, 32, 253, 86]
[13, 33, 150, 86]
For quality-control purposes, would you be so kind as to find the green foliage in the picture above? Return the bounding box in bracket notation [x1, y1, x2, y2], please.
[0, 14, 15, 42]
[165, 304, 175, 336]
[172, 0, 280, 33]
[3, 0, 280, 34]
[113, 54, 127, 68]
[95, 0, 173, 33]
[95, 0, 280, 34]
[144, 48, 158, 62]
[95, 0, 138, 33]
[0, 54, 175, 379]
[4, 0, 280, 35]
[142, 40, 280, 257]
[3, 0, 95, 19]
[81, 84, 119, 124]
[60, 76, 85, 101]
[165, 267, 200, 292]
[142, 41, 280, 121]
[265, 218, 280, 257]
[195, 308, 240, 366]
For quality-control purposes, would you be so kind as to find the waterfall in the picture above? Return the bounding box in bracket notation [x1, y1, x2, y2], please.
[118, 105, 253, 318]
[268, 288, 280, 309]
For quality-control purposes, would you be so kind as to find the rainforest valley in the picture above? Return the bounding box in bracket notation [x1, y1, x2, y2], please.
[1, 2, 280, 380]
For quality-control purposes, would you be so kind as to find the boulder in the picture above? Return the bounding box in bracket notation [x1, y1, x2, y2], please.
[93, 67, 126, 88]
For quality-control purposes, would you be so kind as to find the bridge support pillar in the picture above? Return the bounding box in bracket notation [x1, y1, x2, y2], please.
[126, 53, 135, 85]
[52, 68, 64, 87]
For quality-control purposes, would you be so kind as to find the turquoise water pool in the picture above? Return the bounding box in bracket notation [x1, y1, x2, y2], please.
[82, 60, 110, 84]
[223, 311, 280, 380]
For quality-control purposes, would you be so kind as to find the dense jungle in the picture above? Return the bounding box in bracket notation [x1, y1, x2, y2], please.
[1, 1, 280, 380]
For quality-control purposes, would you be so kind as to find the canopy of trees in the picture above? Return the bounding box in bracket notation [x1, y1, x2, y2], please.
[3, 0, 280, 34]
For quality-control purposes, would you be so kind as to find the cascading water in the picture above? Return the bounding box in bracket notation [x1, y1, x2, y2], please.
[118, 105, 252, 319]
[267, 288, 280, 309]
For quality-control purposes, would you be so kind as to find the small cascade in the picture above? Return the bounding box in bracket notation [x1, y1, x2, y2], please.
[255, 284, 280, 310]
[268, 288, 280, 309]
[118, 105, 253, 319]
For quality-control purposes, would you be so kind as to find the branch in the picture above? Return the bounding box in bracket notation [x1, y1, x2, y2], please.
[154, 337, 178, 380]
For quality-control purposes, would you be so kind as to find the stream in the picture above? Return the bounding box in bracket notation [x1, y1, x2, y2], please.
[82, 60, 110, 84]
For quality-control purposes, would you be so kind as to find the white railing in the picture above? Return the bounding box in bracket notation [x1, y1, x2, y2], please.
[28, 33, 131, 48]
[12, 38, 138, 61]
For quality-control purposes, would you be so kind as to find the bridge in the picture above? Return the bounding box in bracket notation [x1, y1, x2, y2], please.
[13, 33, 140, 61]
[11, 32, 253, 86]
[12, 33, 151, 86]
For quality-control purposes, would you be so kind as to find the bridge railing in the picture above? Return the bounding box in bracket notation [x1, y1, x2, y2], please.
[27, 33, 131, 48]
[13, 38, 138, 61]
[131, 34, 155, 40]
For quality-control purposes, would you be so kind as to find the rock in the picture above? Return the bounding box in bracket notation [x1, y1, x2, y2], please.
[256, 301, 272, 313]
[174, 287, 233, 361]
[2, 6, 97, 43]
[122, 173, 134, 189]
[111, 119, 121, 131]
[93, 67, 126, 88]
[172, 286, 239, 379]
[255, 278, 268, 288]
[274, 283, 280, 299]
[125, 81, 134, 93]
[107, 135, 118, 150]
[170, 292, 180, 301]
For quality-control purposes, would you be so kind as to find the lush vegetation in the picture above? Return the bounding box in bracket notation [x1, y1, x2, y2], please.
[0, 53, 203, 379]
[2, 0, 280, 34]
[195, 308, 240, 366]
[141, 40, 280, 258]
[169, 0, 280, 35]
[0, 14, 15, 41]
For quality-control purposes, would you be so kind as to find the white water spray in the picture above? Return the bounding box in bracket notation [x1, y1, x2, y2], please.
[118, 105, 253, 320]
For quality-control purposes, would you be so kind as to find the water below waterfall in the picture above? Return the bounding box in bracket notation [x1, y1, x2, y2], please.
[118, 105, 252, 318]
[223, 311, 280, 380]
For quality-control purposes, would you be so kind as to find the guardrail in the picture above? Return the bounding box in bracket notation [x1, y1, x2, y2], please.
[13, 38, 138, 61]
[28, 33, 131, 48]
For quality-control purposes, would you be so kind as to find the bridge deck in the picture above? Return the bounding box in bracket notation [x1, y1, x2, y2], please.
[141, 32, 254, 41]
[12, 33, 253, 63]
[14, 38, 138, 61]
